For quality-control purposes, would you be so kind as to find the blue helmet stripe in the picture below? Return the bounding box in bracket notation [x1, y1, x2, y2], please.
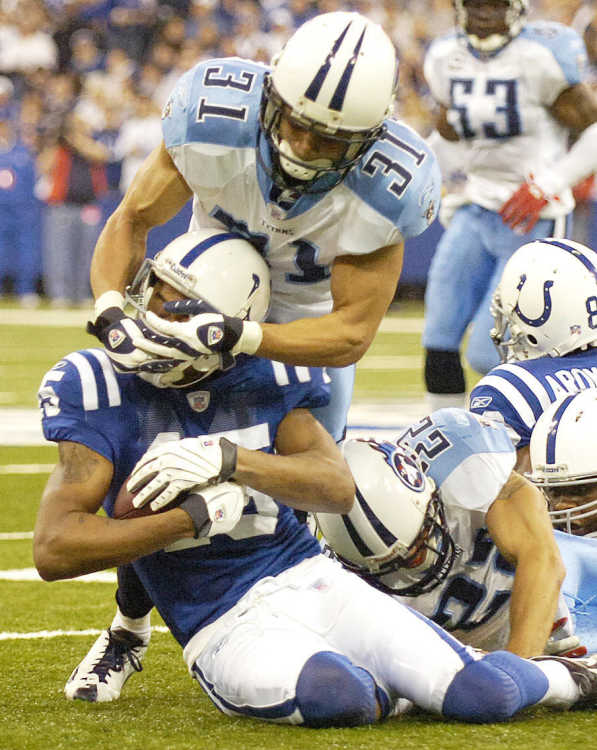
[304, 22, 352, 102]
[355, 483, 398, 546]
[179, 232, 241, 268]
[545, 394, 576, 464]
[541, 239, 597, 282]
[329, 27, 366, 111]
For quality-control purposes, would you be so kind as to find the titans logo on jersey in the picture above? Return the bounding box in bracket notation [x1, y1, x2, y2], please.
[38, 348, 329, 646]
[161, 57, 441, 324]
[469, 348, 597, 447]
[391, 409, 516, 649]
[424, 21, 587, 215]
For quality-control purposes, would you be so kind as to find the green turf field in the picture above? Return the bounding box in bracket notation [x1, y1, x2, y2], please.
[2, 302, 591, 750]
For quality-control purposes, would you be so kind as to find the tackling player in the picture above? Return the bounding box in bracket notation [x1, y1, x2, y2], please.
[317, 408, 578, 659]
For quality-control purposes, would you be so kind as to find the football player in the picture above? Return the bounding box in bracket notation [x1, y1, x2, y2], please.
[528, 390, 597, 539]
[423, 0, 597, 411]
[469, 238, 597, 475]
[77, 10, 442, 702]
[87, 10, 440, 444]
[317, 408, 583, 659]
[34, 236, 597, 723]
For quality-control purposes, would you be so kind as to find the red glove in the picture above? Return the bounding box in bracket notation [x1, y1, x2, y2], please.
[499, 175, 555, 233]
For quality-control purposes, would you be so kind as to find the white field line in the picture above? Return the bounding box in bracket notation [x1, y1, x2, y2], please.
[0, 464, 54, 474]
[0, 532, 33, 540]
[0, 567, 116, 582]
[0, 625, 169, 641]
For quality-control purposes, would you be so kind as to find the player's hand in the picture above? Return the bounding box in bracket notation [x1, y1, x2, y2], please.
[144, 300, 263, 358]
[499, 174, 555, 233]
[87, 306, 190, 373]
[127, 436, 238, 511]
[179, 482, 248, 537]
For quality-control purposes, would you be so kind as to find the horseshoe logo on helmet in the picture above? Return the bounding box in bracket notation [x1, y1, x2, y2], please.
[514, 274, 554, 327]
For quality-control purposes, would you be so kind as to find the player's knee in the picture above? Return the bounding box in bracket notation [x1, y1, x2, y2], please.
[442, 652, 549, 723]
[425, 349, 465, 394]
[295, 651, 382, 727]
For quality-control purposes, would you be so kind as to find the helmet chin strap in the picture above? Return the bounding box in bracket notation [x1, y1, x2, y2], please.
[278, 138, 333, 181]
[137, 354, 224, 389]
[466, 32, 510, 52]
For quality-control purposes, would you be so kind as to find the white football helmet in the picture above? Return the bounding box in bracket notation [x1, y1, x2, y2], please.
[454, 0, 528, 52]
[259, 11, 397, 192]
[491, 238, 597, 363]
[315, 439, 457, 596]
[528, 391, 597, 538]
[126, 228, 270, 387]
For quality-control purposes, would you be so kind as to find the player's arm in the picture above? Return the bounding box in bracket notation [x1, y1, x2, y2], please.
[257, 243, 403, 366]
[485, 471, 566, 658]
[86, 141, 194, 371]
[233, 408, 355, 512]
[33, 440, 195, 581]
[128, 409, 355, 515]
[148, 241, 404, 368]
[501, 83, 597, 231]
[91, 140, 192, 300]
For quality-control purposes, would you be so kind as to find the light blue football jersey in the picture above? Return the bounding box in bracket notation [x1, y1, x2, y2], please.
[389, 409, 517, 649]
[424, 21, 588, 216]
[161, 57, 441, 324]
[38, 349, 328, 647]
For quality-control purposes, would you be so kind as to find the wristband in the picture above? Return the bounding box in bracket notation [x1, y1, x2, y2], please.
[94, 290, 125, 322]
[219, 437, 238, 481]
[233, 321, 263, 355]
[179, 493, 210, 538]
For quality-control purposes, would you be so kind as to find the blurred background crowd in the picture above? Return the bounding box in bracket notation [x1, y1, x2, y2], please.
[0, 0, 594, 307]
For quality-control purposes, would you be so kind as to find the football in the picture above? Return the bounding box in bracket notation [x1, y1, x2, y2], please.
[112, 477, 154, 520]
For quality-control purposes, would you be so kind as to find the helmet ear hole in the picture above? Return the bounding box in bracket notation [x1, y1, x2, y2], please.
[527, 335, 538, 345]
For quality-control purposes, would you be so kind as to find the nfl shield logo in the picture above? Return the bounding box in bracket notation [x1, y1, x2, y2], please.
[186, 391, 210, 412]
[570, 324, 582, 335]
[108, 329, 126, 349]
[207, 325, 224, 347]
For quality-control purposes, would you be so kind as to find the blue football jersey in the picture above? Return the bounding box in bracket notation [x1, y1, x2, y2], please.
[469, 349, 597, 447]
[38, 349, 329, 646]
[161, 57, 441, 324]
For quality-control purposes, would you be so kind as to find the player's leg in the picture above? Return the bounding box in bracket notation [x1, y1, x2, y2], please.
[65, 564, 152, 702]
[189, 558, 389, 727]
[464, 214, 567, 375]
[308, 557, 593, 721]
[423, 205, 493, 410]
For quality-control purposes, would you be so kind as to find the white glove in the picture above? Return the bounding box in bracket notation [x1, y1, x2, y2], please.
[88, 291, 193, 373]
[544, 616, 587, 658]
[179, 482, 248, 537]
[144, 303, 263, 358]
[128, 436, 238, 511]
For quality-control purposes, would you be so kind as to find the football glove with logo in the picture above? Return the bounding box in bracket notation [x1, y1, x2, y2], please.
[179, 482, 248, 538]
[127, 436, 238, 511]
[87, 291, 190, 373]
[144, 300, 263, 358]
